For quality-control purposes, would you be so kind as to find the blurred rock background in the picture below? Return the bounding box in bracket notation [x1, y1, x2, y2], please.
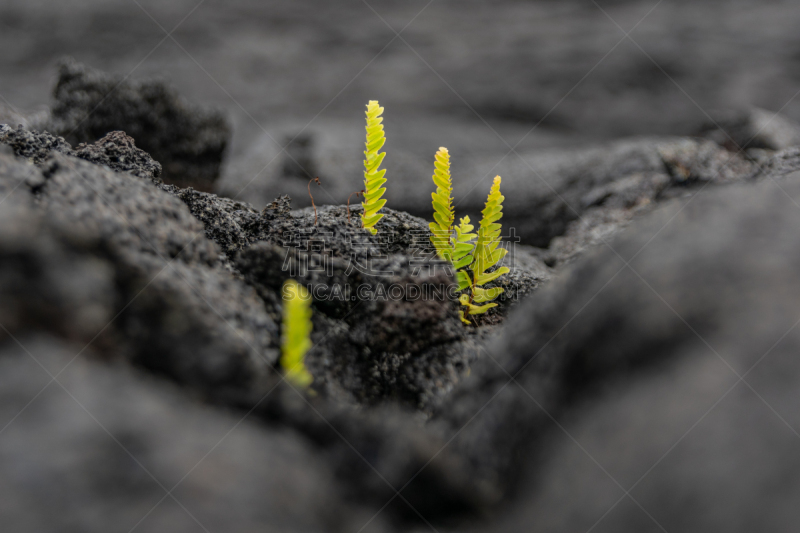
[3, 0, 800, 211]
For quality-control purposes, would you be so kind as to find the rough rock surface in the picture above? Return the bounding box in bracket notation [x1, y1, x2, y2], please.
[5, 50, 800, 531]
[74, 130, 163, 183]
[532, 137, 758, 265]
[0, 123, 507, 411]
[0, 339, 353, 533]
[0, 126, 163, 185]
[508, 137, 755, 250]
[48, 58, 230, 190]
[162, 185, 257, 256]
[0, 148, 488, 530]
[225, 134, 757, 259]
[231, 204, 482, 411]
[0, 124, 74, 164]
[697, 106, 800, 152]
[40, 153, 218, 265]
[38, 153, 277, 395]
[0, 147, 278, 397]
[436, 159, 800, 530]
[0, 159, 114, 344]
[751, 146, 800, 180]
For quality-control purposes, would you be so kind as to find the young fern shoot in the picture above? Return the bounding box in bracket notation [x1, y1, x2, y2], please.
[459, 176, 510, 318]
[280, 279, 314, 390]
[453, 216, 476, 290]
[429, 147, 455, 261]
[361, 100, 387, 235]
[427, 149, 476, 309]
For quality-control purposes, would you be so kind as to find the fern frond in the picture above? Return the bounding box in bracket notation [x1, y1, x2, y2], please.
[461, 176, 509, 316]
[473, 176, 508, 280]
[428, 147, 454, 261]
[453, 216, 476, 290]
[280, 279, 314, 389]
[361, 100, 387, 235]
[459, 294, 498, 315]
[427, 149, 476, 293]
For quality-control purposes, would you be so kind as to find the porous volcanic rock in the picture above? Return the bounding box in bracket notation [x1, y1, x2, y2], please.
[233, 204, 479, 411]
[74, 130, 163, 183]
[436, 156, 800, 530]
[0, 126, 163, 185]
[225, 134, 758, 257]
[0, 338, 354, 533]
[40, 154, 277, 394]
[697, 106, 800, 152]
[48, 58, 230, 190]
[0, 124, 74, 164]
[0, 140, 491, 533]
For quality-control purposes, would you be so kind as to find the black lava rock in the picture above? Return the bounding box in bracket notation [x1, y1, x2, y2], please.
[0, 123, 74, 164]
[436, 153, 800, 531]
[48, 58, 230, 190]
[74, 130, 162, 184]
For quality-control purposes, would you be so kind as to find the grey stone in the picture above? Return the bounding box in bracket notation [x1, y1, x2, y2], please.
[233, 204, 475, 411]
[0, 127, 163, 185]
[74, 130, 163, 183]
[0, 338, 352, 533]
[0, 124, 74, 164]
[438, 170, 800, 530]
[222, 133, 756, 259]
[35, 154, 278, 395]
[48, 58, 230, 191]
[698, 107, 800, 151]
[40, 154, 218, 265]
[0, 158, 115, 343]
[162, 184, 255, 257]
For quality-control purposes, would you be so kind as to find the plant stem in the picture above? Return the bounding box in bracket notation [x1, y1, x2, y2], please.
[307, 177, 321, 225]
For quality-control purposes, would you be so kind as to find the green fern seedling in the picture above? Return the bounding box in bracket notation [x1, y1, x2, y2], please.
[424, 147, 496, 323]
[361, 100, 387, 235]
[427, 147, 475, 285]
[459, 175, 510, 318]
[280, 279, 314, 389]
[453, 216, 476, 289]
[429, 147, 455, 261]
[454, 216, 477, 324]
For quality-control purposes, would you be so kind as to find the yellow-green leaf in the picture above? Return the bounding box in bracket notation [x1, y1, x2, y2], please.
[460, 176, 509, 318]
[280, 279, 314, 389]
[468, 302, 498, 315]
[428, 147, 455, 262]
[473, 285, 504, 303]
[361, 100, 388, 233]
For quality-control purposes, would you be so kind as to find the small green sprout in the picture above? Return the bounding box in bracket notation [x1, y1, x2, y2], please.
[429, 147, 455, 261]
[459, 175, 510, 320]
[427, 147, 475, 284]
[361, 100, 387, 235]
[453, 215, 476, 289]
[280, 279, 314, 389]
[425, 149, 508, 324]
